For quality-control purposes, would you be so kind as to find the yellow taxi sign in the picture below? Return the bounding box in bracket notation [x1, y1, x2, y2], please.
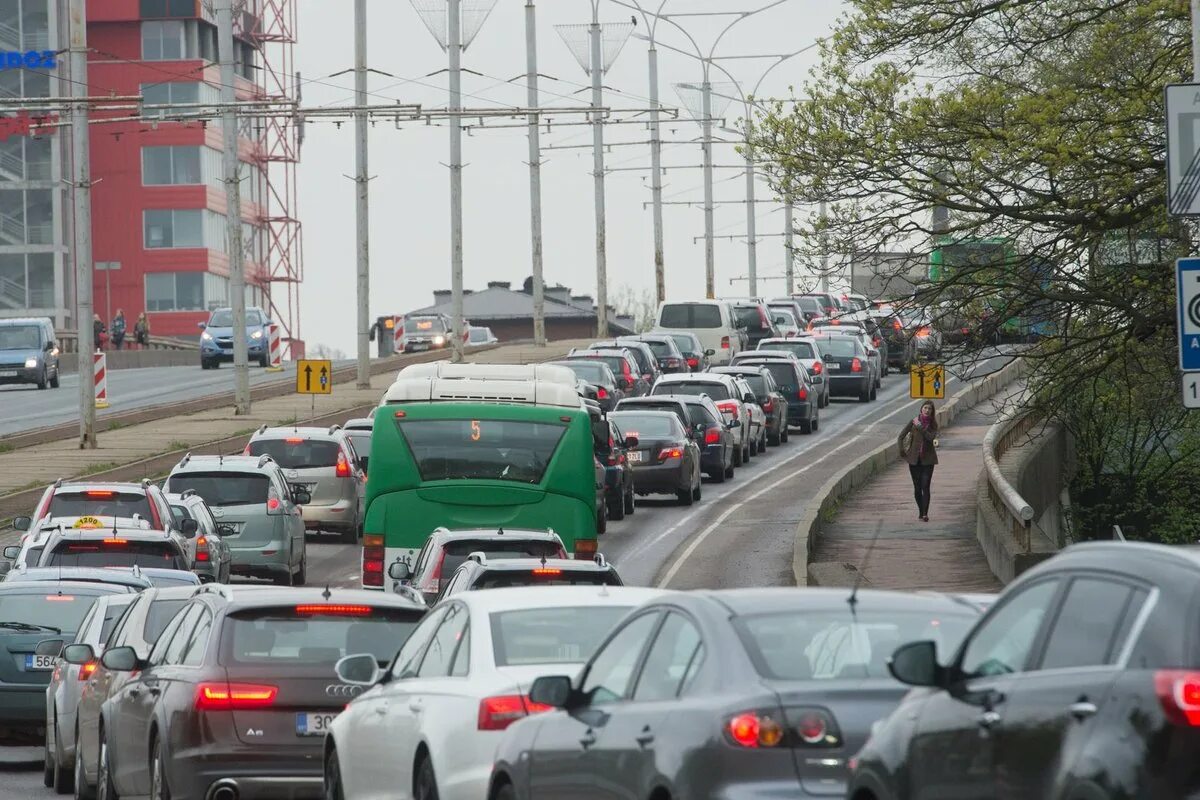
[910, 363, 946, 400]
[73, 516, 104, 529]
[296, 359, 333, 395]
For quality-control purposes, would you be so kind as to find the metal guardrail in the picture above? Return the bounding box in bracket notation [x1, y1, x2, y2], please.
[981, 406, 1039, 552]
[55, 330, 199, 352]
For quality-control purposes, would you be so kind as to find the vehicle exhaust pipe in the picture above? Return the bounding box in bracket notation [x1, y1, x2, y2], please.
[207, 780, 239, 800]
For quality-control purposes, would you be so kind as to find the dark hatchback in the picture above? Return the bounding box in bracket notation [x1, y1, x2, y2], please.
[490, 588, 980, 800]
[734, 357, 818, 434]
[852, 542, 1200, 800]
[91, 586, 426, 800]
[610, 410, 703, 504]
[711, 365, 789, 445]
[626, 333, 689, 374]
[637, 394, 734, 482]
[567, 349, 649, 397]
[549, 359, 623, 411]
[658, 331, 712, 372]
[591, 340, 663, 387]
[731, 301, 780, 348]
[595, 416, 638, 521]
[810, 334, 875, 402]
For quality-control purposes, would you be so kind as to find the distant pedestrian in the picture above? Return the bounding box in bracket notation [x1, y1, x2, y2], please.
[111, 309, 126, 350]
[899, 400, 938, 521]
[134, 312, 150, 349]
[92, 313, 107, 351]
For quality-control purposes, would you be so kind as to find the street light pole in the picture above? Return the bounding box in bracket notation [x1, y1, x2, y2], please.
[589, 1, 610, 337]
[68, 0, 96, 448]
[354, 0, 371, 386]
[700, 77, 715, 298]
[525, 0, 546, 346]
[818, 198, 829, 293]
[449, 0, 466, 361]
[783, 199, 794, 295]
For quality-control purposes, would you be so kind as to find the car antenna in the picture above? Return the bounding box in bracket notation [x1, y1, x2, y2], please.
[322, 585, 332, 601]
[847, 520, 884, 620]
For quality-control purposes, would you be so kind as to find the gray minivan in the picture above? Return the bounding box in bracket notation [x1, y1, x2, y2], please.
[164, 454, 309, 585]
[0, 317, 59, 389]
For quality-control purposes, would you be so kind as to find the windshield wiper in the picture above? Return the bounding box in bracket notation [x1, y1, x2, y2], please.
[0, 620, 61, 633]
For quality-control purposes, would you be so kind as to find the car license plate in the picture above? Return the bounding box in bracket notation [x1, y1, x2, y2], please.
[296, 712, 338, 736]
[825, 363, 840, 371]
[0, 370, 18, 378]
[25, 654, 55, 671]
[627, 450, 643, 463]
[411, 342, 429, 351]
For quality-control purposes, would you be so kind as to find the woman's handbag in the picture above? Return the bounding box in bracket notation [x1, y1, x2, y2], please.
[901, 430, 914, 455]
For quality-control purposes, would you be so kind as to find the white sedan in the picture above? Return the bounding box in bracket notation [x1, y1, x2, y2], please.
[323, 585, 667, 800]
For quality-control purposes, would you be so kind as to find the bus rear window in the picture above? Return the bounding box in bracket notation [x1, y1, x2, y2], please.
[48, 492, 152, 521]
[397, 419, 568, 484]
[247, 439, 341, 469]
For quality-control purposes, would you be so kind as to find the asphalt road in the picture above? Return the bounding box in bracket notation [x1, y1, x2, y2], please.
[0, 361, 353, 437]
[0, 349, 1011, 782]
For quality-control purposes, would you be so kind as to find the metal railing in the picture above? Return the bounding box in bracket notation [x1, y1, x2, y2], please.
[982, 407, 1042, 553]
[55, 330, 199, 352]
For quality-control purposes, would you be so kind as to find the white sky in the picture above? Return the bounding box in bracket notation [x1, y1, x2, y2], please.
[293, 0, 844, 352]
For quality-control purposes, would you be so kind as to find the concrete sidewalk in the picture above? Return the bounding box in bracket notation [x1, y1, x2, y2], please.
[810, 394, 1016, 593]
[0, 340, 589, 499]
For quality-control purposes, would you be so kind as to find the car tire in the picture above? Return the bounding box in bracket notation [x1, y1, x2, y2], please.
[150, 735, 169, 800]
[274, 565, 294, 586]
[295, 551, 307, 586]
[596, 502, 607, 535]
[414, 755, 440, 800]
[37, 368, 48, 390]
[258, 354, 269, 368]
[812, 414, 820, 433]
[73, 724, 94, 800]
[43, 716, 55, 788]
[724, 458, 735, 479]
[768, 429, 781, 446]
[870, 384, 878, 401]
[800, 419, 813, 435]
[781, 425, 790, 443]
[692, 476, 702, 502]
[760, 432, 768, 452]
[623, 487, 635, 516]
[859, 386, 870, 403]
[340, 523, 358, 545]
[51, 717, 73, 794]
[325, 745, 346, 800]
[49, 370, 60, 389]
[676, 486, 693, 506]
[494, 782, 516, 800]
[608, 492, 626, 521]
[97, 732, 117, 800]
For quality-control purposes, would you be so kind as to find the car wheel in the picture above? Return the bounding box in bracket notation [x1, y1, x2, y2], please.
[812, 414, 820, 433]
[325, 745, 345, 800]
[781, 425, 790, 443]
[37, 368, 48, 390]
[623, 486, 635, 516]
[295, 550, 307, 586]
[724, 458, 735, 479]
[97, 732, 117, 800]
[52, 716, 73, 794]
[800, 419, 813, 435]
[150, 736, 170, 800]
[743, 443, 752, 462]
[731, 443, 743, 467]
[493, 782, 516, 800]
[258, 354, 270, 368]
[768, 430, 780, 446]
[49, 370, 60, 389]
[340, 522, 358, 545]
[608, 492, 626, 521]
[596, 501, 608, 535]
[43, 716, 55, 787]
[859, 386, 870, 402]
[692, 475, 702, 501]
[274, 565, 294, 586]
[414, 755, 440, 800]
[73, 725, 94, 800]
[760, 432, 769, 452]
[676, 485, 694, 506]
[870, 384, 878, 401]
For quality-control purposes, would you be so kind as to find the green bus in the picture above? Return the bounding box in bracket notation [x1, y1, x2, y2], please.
[360, 364, 599, 589]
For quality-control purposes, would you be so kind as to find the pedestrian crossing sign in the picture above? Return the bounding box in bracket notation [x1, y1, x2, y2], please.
[910, 363, 945, 400]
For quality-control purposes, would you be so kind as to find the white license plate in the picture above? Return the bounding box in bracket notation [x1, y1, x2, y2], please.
[296, 712, 338, 736]
[627, 451, 643, 463]
[25, 654, 55, 671]
[0, 370, 18, 377]
[411, 343, 430, 351]
[825, 363, 841, 371]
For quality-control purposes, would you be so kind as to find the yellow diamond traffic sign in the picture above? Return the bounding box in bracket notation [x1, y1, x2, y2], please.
[910, 363, 945, 399]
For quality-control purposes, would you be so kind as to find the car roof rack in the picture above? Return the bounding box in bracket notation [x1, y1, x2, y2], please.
[466, 551, 488, 566]
[593, 553, 608, 568]
[179, 488, 197, 499]
[328, 424, 342, 435]
[256, 455, 275, 469]
[178, 452, 192, 468]
[192, 583, 234, 599]
[256, 424, 269, 434]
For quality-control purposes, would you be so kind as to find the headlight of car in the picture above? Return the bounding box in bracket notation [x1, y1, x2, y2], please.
[24, 357, 38, 368]
[433, 335, 445, 345]
[251, 330, 264, 340]
[201, 331, 213, 341]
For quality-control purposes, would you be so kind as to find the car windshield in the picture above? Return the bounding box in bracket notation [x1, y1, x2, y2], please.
[759, 341, 818, 360]
[796, 297, 822, 312]
[608, 345, 650, 373]
[739, 375, 768, 395]
[247, 438, 342, 469]
[736, 610, 976, 681]
[169, 473, 269, 506]
[0, 325, 40, 350]
[208, 310, 263, 327]
[652, 381, 730, 401]
[491, 606, 632, 666]
[406, 316, 447, 333]
[143, 598, 189, 642]
[609, 412, 679, 438]
[0, 591, 96, 633]
[47, 491, 153, 521]
[659, 303, 721, 328]
[396, 419, 567, 484]
[44, 540, 186, 570]
[557, 361, 611, 384]
[222, 606, 423, 666]
[814, 338, 859, 357]
[438, 539, 565, 578]
[471, 568, 620, 590]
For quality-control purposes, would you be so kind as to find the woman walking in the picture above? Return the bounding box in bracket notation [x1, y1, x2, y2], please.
[899, 400, 938, 521]
[111, 309, 126, 350]
[134, 312, 150, 349]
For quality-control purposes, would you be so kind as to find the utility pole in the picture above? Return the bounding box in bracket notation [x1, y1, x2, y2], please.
[218, 0, 249, 414]
[525, 0, 546, 346]
[649, 38, 666, 304]
[1192, 0, 1200, 78]
[818, 198, 829, 293]
[701, 78, 715, 298]
[354, 0, 371, 386]
[589, 2, 609, 337]
[744, 132, 758, 296]
[69, 0, 96, 449]
[449, 0, 466, 361]
[783, 200, 794, 295]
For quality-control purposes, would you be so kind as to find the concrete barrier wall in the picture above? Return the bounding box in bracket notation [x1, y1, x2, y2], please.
[59, 350, 201, 373]
[793, 358, 1028, 586]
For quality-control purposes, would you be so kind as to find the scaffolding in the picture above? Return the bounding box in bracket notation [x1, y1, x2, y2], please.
[245, 0, 304, 358]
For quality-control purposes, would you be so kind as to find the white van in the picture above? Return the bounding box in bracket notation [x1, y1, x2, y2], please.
[653, 300, 744, 366]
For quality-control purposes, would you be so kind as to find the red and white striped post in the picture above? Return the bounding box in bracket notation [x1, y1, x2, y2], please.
[265, 323, 284, 372]
[93, 351, 110, 409]
[393, 317, 404, 354]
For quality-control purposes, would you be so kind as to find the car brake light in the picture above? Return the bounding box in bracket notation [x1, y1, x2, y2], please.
[336, 451, 352, 478]
[1156, 670, 1200, 726]
[362, 534, 385, 587]
[687, 357, 699, 368]
[532, 567, 563, 576]
[100, 538, 128, 545]
[79, 661, 98, 679]
[716, 401, 739, 421]
[726, 711, 785, 748]
[285, 437, 304, 444]
[85, 491, 114, 498]
[721, 336, 730, 349]
[478, 694, 554, 731]
[267, 497, 281, 511]
[658, 448, 683, 460]
[574, 538, 598, 559]
[196, 535, 209, 561]
[597, 387, 608, 400]
[794, 711, 828, 743]
[46, 595, 76, 601]
[798, 387, 808, 401]
[961, 327, 970, 335]
[811, 361, 823, 374]
[851, 358, 862, 373]
[295, 604, 372, 616]
[195, 682, 278, 710]
[762, 399, 774, 412]
[916, 327, 931, 338]
[704, 427, 721, 445]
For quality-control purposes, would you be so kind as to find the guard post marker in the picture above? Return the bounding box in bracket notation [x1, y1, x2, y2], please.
[265, 323, 284, 372]
[393, 317, 404, 354]
[93, 351, 110, 409]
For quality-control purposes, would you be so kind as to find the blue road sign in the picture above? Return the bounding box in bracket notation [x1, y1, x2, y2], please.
[1177, 258, 1200, 370]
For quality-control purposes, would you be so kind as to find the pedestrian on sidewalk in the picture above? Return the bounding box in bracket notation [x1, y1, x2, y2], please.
[93, 313, 107, 351]
[134, 312, 150, 349]
[111, 309, 126, 350]
[899, 400, 938, 522]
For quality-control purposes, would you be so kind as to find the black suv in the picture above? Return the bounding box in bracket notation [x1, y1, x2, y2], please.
[86, 586, 426, 800]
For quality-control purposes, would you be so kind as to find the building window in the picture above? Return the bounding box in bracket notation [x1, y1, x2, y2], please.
[141, 81, 200, 106]
[0, 252, 55, 310]
[144, 209, 204, 248]
[140, 0, 196, 17]
[0, 187, 53, 245]
[142, 20, 188, 60]
[145, 271, 208, 312]
[199, 21, 218, 63]
[0, 135, 51, 183]
[143, 146, 203, 185]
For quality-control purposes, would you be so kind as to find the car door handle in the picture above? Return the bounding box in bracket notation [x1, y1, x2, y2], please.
[1068, 701, 1098, 720]
[409, 701, 423, 713]
[579, 729, 597, 749]
[977, 710, 1001, 729]
[374, 703, 389, 716]
[635, 727, 655, 747]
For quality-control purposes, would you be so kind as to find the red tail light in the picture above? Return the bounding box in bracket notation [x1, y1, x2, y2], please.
[758, 307, 771, 326]
[797, 387, 808, 401]
[196, 682, 278, 710]
[574, 538, 598, 559]
[721, 336, 730, 349]
[267, 497, 281, 511]
[478, 694, 554, 731]
[1156, 671, 1200, 725]
[726, 711, 785, 748]
[596, 387, 608, 400]
[242, 444, 251, 455]
[686, 357, 699, 368]
[811, 361, 823, 375]
[704, 427, 721, 445]
[916, 327, 931, 338]
[716, 401, 739, 421]
[336, 451, 352, 478]
[195, 535, 209, 562]
[658, 447, 683, 460]
[851, 358, 862, 373]
[295, 604, 372, 616]
[285, 437, 304, 444]
[85, 490, 114, 498]
[79, 661, 98, 679]
[872, 336, 881, 347]
[532, 567, 563, 576]
[100, 538, 128, 545]
[762, 399, 774, 412]
[362, 534, 384, 587]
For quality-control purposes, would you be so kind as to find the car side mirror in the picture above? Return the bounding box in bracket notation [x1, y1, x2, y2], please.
[197, 322, 207, 330]
[704, 349, 715, 356]
[44, 341, 55, 352]
[726, 420, 739, 430]
[101, 646, 142, 673]
[179, 518, 199, 538]
[388, 561, 411, 581]
[12, 516, 30, 532]
[742, 393, 755, 404]
[36, 638, 65, 658]
[335, 653, 382, 686]
[62, 643, 95, 665]
[623, 435, 639, 449]
[529, 674, 575, 709]
[2, 545, 19, 559]
[292, 489, 311, 505]
[888, 640, 944, 687]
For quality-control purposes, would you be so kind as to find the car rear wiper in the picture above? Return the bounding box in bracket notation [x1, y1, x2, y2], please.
[0, 620, 61, 633]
